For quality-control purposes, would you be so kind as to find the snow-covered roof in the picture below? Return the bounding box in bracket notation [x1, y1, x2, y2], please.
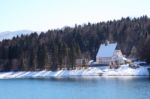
[96, 43, 117, 58]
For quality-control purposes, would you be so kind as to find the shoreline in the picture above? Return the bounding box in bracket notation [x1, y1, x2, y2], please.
[0, 64, 149, 79]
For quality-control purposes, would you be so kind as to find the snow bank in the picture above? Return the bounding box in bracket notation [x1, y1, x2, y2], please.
[0, 65, 149, 79]
[103, 64, 149, 76]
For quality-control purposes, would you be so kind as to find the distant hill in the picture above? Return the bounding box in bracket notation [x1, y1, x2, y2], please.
[0, 30, 40, 41]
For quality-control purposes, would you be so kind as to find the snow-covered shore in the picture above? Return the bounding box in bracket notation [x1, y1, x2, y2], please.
[0, 64, 149, 79]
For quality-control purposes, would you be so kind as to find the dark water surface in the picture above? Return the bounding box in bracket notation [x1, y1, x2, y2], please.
[0, 76, 150, 99]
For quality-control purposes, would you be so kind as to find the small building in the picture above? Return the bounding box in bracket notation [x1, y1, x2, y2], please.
[112, 50, 125, 64]
[75, 59, 88, 67]
[96, 42, 125, 67]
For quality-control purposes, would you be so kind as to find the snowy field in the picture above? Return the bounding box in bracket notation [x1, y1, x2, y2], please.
[0, 64, 149, 79]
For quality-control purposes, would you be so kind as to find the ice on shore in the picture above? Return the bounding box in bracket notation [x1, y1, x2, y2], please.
[0, 64, 149, 79]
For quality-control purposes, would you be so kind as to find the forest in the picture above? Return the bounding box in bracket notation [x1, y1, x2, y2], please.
[0, 16, 150, 71]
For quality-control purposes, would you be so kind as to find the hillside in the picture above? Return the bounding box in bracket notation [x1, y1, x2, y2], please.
[0, 16, 150, 71]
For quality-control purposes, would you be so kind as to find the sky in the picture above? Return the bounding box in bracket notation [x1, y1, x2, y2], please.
[0, 0, 150, 32]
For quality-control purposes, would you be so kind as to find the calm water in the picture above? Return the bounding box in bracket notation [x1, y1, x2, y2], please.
[0, 76, 150, 99]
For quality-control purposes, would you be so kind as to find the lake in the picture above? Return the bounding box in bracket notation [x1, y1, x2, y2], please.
[0, 76, 150, 99]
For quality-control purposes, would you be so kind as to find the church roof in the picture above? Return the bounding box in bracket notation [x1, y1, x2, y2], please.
[96, 43, 117, 58]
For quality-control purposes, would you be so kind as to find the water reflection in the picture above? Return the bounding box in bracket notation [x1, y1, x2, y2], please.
[45, 76, 150, 81]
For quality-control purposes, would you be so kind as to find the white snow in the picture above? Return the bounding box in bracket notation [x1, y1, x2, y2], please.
[0, 64, 149, 79]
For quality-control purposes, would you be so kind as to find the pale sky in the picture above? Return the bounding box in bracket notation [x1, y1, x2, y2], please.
[0, 0, 150, 32]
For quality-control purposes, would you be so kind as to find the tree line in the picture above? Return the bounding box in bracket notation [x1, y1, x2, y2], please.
[0, 16, 150, 71]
